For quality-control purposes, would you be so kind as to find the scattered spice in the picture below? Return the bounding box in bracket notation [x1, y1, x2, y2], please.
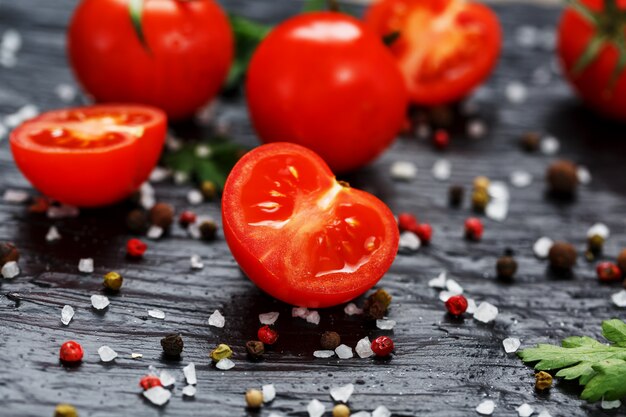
[149, 202, 175, 229]
[178, 210, 197, 228]
[445, 294, 468, 316]
[160, 333, 184, 358]
[397, 213, 418, 232]
[199, 220, 218, 241]
[520, 132, 541, 152]
[0, 241, 19, 266]
[59, 340, 83, 363]
[126, 238, 147, 258]
[617, 249, 626, 276]
[139, 375, 162, 390]
[333, 404, 351, 417]
[596, 262, 621, 282]
[546, 160, 578, 196]
[200, 180, 217, 200]
[320, 331, 341, 350]
[245, 340, 265, 359]
[371, 335, 394, 357]
[363, 289, 392, 320]
[414, 223, 433, 245]
[464, 217, 484, 241]
[548, 241, 577, 271]
[433, 129, 450, 150]
[245, 389, 264, 409]
[29, 196, 50, 213]
[496, 253, 518, 279]
[103, 271, 123, 291]
[126, 209, 148, 233]
[428, 105, 453, 128]
[473, 176, 490, 191]
[448, 185, 464, 207]
[586, 234, 604, 260]
[535, 371, 553, 391]
[210, 344, 233, 362]
[471, 189, 490, 212]
[54, 404, 78, 417]
[257, 326, 278, 345]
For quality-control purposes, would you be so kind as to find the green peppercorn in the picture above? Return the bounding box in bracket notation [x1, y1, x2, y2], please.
[210, 344, 233, 362]
[126, 209, 148, 234]
[448, 185, 464, 208]
[0, 241, 19, 267]
[200, 181, 217, 200]
[160, 333, 184, 358]
[535, 371, 553, 391]
[520, 132, 541, 152]
[546, 160, 578, 196]
[471, 189, 490, 212]
[548, 241, 577, 271]
[150, 202, 175, 229]
[54, 404, 78, 417]
[103, 271, 123, 291]
[199, 220, 218, 241]
[245, 389, 263, 408]
[473, 176, 490, 192]
[246, 340, 264, 360]
[496, 255, 518, 279]
[363, 289, 392, 320]
[320, 331, 341, 350]
[587, 234, 604, 255]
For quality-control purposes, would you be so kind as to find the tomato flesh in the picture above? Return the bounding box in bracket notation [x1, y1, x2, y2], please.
[223, 143, 399, 308]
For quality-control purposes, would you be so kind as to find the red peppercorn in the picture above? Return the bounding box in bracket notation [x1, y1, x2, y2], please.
[257, 325, 278, 345]
[59, 340, 84, 363]
[464, 217, 483, 241]
[413, 223, 433, 244]
[139, 375, 162, 390]
[445, 295, 468, 316]
[397, 213, 418, 232]
[596, 261, 622, 282]
[126, 238, 147, 258]
[433, 129, 450, 150]
[371, 335, 394, 357]
[178, 211, 197, 227]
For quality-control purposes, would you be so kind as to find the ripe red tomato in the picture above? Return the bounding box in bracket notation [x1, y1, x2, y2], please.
[10, 105, 166, 207]
[246, 12, 408, 173]
[364, 0, 501, 105]
[222, 142, 399, 308]
[558, 0, 626, 120]
[68, 0, 233, 120]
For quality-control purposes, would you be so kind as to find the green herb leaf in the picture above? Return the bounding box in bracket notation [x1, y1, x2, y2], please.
[226, 15, 272, 89]
[518, 319, 626, 402]
[128, 0, 150, 51]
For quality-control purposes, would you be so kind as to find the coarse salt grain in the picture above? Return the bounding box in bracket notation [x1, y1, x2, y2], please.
[540, 136, 560, 155]
[98, 346, 118, 362]
[376, 319, 396, 330]
[91, 294, 110, 310]
[415, 123, 431, 139]
[195, 144, 212, 158]
[399, 231, 420, 251]
[335, 344, 353, 359]
[182, 385, 197, 397]
[262, 384, 276, 402]
[173, 171, 188, 184]
[47, 204, 79, 219]
[439, 291, 454, 302]
[190, 255, 204, 270]
[259, 312, 280, 325]
[55, 83, 77, 102]
[208, 310, 225, 327]
[516, 403, 534, 417]
[269, 413, 284, 417]
[187, 189, 203, 205]
[292, 307, 309, 318]
[466, 298, 477, 314]
[577, 166, 591, 184]
[372, 406, 391, 417]
[390, 161, 417, 181]
[149, 166, 170, 182]
[503, 337, 521, 353]
[446, 278, 463, 294]
[587, 223, 609, 239]
[486, 199, 509, 222]
[432, 159, 451, 181]
[148, 309, 165, 319]
[611, 290, 626, 307]
[305, 310, 320, 325]
[159, 370, 175, 387]
[143, 386, 171, 406]
[473, 302, 499, 323]
[467, 120, 487, 139]
[533, 237, 554, 259]
[506, 81, 528, 104]
[429, 271, 447, 289]
[510, 170, 533, 188]
[46, 226, 61, 242]
[61, 305, 74, 326]
[1, 261, 19, 279]
[515, 25, 538, 48]
[147, 225, 164, 240]
[131, 353, 143, 359]
[601, 399, 621, 409]
[2, 29, 22, 52]
[183, 363, 196, 385]
[307, 399, 325, 417]
[2, 189, 29, 203]
[355, 337, 374, 358]
[476, 400, 495, 415]
[78, 258, 94, 273]
[351, 412, 372, 417]
[330, 383, 354, 403]
[344, 303, 363, 316]
[537, 410, 552, 417]
[313, 350, 335, 358]
[215, 358, 234, 370]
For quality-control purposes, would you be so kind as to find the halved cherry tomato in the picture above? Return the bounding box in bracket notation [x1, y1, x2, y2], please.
[222, 142, 399, 308]
[364, 0, 502, 105]
[10, 105, 166, 207]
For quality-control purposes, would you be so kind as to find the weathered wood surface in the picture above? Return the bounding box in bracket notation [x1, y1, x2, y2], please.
[1, 1, 626, 416]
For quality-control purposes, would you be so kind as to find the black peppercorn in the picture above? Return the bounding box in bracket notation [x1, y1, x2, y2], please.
[363, 289, 392, 320]
[585, 234, 604, 261]
[126, 209, 148, 234]
[428, 105, 453, 128]
[448, 185, 464, 208]
[548, 241, 577, 271]
[520, 132, 541, 152]
[199, 220, 218, 241]
[496, 255, 518, 279]
[160, 333, 184, 358]
[617, 249, 626, 276]
[546, 160, 578, 196]
[150, 202, 175, 229]
[320, 331, 341, 350]
[245, 340, 264, 360]
[0, 242, 19, 267]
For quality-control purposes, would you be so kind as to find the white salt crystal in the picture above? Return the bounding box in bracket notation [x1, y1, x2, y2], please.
[46, 226, 61, 242]
[159, 370, 176, 387]
[147, 225, 164, 240]
[510, 171, 533, 188]
[187, 223, 201, 239]
[390, 161, 417, 181]
[540, 136, 560, 155]
[0, 51, 16, 68]
[503, 337, 521, 353]
[466, 298, 477, 314]
[432, 159, 451, 181]
[533, 237, 554, 259]
[307, 399, 325, 417]
[537, 410, 552, 417]
[376, 319, 396, 330]
[577, 166, 591, 184]
[476, 399, 495, 415]
[335, 344, 353, 359]
[330, 383, 354, 403]
[148, 365, 158, 375]
[190, 255, 204, 270]
[506, 81, 528, 104]
[78, 258, 94, 273]
[1, 261, 19, 279]
[131, 353, 143, 359]
[488, 182, 510, 201]
[61, 305, 74, 326]
[474, 302, 499, 323]
[208, 310, 225, 327]
[399, 231, 420, 251]
[486, 199, 509, 222]
[91, 294, 110, 310]
[173, 171, 188, 184]
[355, 337, 374, 358]
[601, 399, 621, 409]
[55, 83, 77, 102]
[305, 310, 321, 325]
[439, 291, 454, 302]
[263, 384, 276, 402]
[215, 358, 234, 370]
[516, 403, 534, 417]
[195, 144, 212, 158]
[372, 406, 391, 417]
[611, 290, 626, 307]
[352, 412, 372, 417]
[269, 413, 285, 417]
[143, 386, 171, 406]
[344, 303, 363, 316]
[183, 363, 196, 385]
[3, 189, 29, 203]
[47, 205, 79, 219]
[292, 307, 309, 318]
[148, 309, 165, 319]
[516, 25, 538, 48]
[149, 167, 170, 183]
[467, 120, 487, 139]
[446, 278, 463, 295]
[428, 271, 447, 289]
[587, 223, 609, 239]
[140, 193, 155, 210]
[187, 189, 203, 205]
[182, 385, 197, 397]
[165, 135, 183, 151]
[259, 311, 280, 325]
[140, 181, 155, 196]
[98, 346, 118, 362]
[0, 123, 7, 139]
[415, 123, 431, 139]
[2, 29, 22, 52]
[313, 350, 335, 358]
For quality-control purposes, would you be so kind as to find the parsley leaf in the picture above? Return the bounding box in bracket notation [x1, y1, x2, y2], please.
[518, 319, 626, 402]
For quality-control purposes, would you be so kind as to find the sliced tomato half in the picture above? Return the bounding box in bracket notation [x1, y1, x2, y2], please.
[10, 105, 166, 207]
[364, 0, 502, 105]
[222, 142, 399, 308]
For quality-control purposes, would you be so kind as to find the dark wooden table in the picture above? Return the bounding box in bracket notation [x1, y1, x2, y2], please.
[2, 1, 626, 416]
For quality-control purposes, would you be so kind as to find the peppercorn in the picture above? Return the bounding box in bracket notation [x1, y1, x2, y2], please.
[535, 371, 553, 391]
[200, 180, 217, 200]
[596, 262, 622, 282]
[245, 389, 264, 409]
[178, 210, 197, 228]
[428, 105, 453, 128]
[363, 289, 392, 319]
[54, 404, 78, 417]
[548, 241, 577, 271]
[496, 255, 518, 279]
[448, 185, 464, 208]
[199, 220, 217, 241]
[587, 234, 604, 259]
[433, 129, 450, 150]
[617, 249, 626, 276]
[59, 340, 83, 363]
[546, 160, 578, 196]
[126, 238, 147, 258]
[210, 344, 233, 362]
[103, 271, 123, 291]
[520, 132, 541, 152]
[371, 335, 394, 357]
[245, 340, 265, 359]
[445, 295, 468, 316]
[160, 333, 184, 358]
[464, 217, 484, 241]
[397, 213, 418, 232]
[333, 404, 351, 417]
[473, 176, 490, 192]
[126, 209, 148, 234]
[139, 375, 162, 390]
[257, 326, 278, 345]
[0, 241, 19, 267]
[150, 202, 175, 229]
[369, 288, 392, 309]
[471, 189, 490, 212]
[414, 223, 433, 245]
[320, 331, 341, 350]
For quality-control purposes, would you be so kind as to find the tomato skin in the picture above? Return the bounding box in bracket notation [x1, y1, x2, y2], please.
[246, 12, 408, 173]
[222, 142, 399, 308]
[558, 0, 626, 120]
[10, 105, 166, 207]
[68, 0, 233, 120]
[364, 0, 502, 105]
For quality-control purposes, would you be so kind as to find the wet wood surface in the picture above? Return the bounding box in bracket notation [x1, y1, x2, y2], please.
[1, 1, 626, 416]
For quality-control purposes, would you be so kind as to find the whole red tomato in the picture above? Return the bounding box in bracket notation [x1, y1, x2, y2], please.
[246, 12, 408, 173]
[558, 0, 626, 120]
[364, 0, 501, 105]
[68, 0, 233, 120]
[222, 142, 399, 308]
